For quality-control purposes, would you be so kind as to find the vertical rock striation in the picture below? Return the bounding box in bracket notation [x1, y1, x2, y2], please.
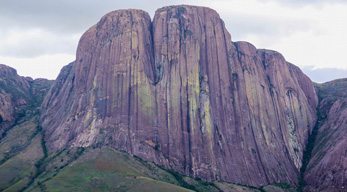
[40, 9, 156, 152]
[40, 5, 318, 187]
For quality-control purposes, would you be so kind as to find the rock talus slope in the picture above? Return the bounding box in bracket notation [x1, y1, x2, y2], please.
[40, 5, 318, 187]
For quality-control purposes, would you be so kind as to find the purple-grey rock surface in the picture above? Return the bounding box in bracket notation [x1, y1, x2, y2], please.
[40, 5, 318, 187]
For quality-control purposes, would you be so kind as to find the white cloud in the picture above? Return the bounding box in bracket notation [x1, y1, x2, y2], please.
[0, 53, 75, 79]
[0, 28, 79, 79]
[0, 28, 79, 58]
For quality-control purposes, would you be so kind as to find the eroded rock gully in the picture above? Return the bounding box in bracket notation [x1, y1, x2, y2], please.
[40, 5, 318, 187]
[304, 79, 347, 191]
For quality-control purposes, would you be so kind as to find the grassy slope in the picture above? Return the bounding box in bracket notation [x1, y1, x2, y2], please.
[0, 116, 44, 191]
[15, 144, 294, 192]
[30, 147, 192, 192]
[0, 120, 296, 192]
[0, 113, 297, 192]
[314, 79, 347, 102]
[25, 146, 261, 192]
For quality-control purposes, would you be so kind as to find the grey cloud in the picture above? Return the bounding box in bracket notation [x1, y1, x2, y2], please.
[0, 0, 175, 34]
[0, 0, 311, 58]
[0, 0, 339, 59]
[0, 0, 181, 58]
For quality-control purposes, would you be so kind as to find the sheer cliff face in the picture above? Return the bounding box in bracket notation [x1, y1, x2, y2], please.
[40, 5, 317, 186]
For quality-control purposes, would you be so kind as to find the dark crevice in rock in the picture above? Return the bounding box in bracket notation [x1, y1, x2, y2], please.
[127, 63, 133, 153]
[127, 11, 134, 154]
[165, 81, 170, 162]
[149, 21, 157, 84]
[214, 25, 226, 136]
[186, 77, 193, 176]
[298, 106, 323, 191]
[179, 75, 187, 172]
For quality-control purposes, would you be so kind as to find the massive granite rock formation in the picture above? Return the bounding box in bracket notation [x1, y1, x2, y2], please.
[0, 64, 52, 138]
[40, 5, 318, 186]
[305, 79, 347, 191]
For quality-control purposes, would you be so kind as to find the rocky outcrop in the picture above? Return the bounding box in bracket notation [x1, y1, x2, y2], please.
[40, 5, 318, 187]
[40, 9, 155, 152]
[0, 64, 53, 138]
[304, 79, 347, 191]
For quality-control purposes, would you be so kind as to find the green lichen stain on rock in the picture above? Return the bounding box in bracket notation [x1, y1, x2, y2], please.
[84, 109, 93, 127]
[138, 84, 155, 122]
[285, 90, 302, 169]
[93, 75, 98, 89]
[203, 102, 212, 134]
[187, 48, 201, 136]
[131, 31, 138, 50]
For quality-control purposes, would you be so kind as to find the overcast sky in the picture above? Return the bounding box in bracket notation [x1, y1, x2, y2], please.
[1, 0, 346, 82]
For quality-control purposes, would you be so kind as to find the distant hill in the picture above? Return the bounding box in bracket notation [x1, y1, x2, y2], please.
[302, 66, 347, 83]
